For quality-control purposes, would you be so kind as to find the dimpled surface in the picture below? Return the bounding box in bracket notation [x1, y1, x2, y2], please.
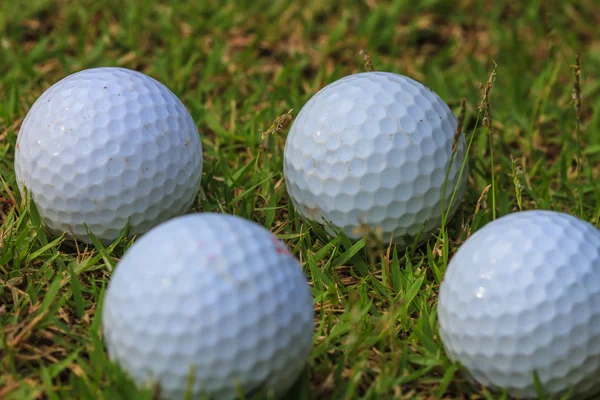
[14, 67, 202, 244]
[438, 210, 600, 398]
[283, 72, 467, 245]
[102, 213, 314, 400]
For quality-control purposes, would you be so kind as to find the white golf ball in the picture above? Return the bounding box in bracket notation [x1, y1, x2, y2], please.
[438, 210, 600, 398]
[102, 213, 314, 400]
[14, 67, 203, 244]
[283, 71, 467, 246]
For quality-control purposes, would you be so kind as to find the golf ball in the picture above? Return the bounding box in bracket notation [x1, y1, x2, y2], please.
[14, 67, 202, 244]
[102, 213, 314, 400]
[283, 71, 467, 246]
[438, 210, 600, 398]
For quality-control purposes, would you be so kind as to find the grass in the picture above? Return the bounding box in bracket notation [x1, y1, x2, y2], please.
[1, 0, 600, 399]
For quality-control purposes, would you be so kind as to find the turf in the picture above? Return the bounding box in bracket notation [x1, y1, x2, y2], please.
[1, 1, 600, 399]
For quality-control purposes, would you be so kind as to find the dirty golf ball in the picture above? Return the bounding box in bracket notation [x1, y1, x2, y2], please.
[438, 210, 600, 398]
[102, 213, 314, 400]
[283, 71, 467, 245]
[14, 67, 203, 244]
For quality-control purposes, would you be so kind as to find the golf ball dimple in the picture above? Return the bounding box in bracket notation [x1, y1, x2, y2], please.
[438, 210, 600, 398]
[102, 213, 314, 400]
[14, 67, 203, 244]
[283, 72, 467, 246]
